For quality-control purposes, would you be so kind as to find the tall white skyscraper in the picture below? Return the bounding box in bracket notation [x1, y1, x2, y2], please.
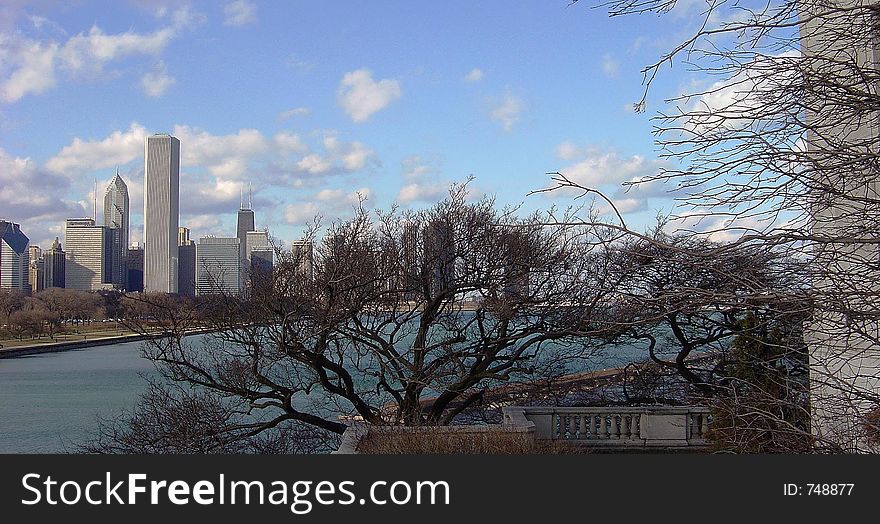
[103, 170, 129, 290]
[144, 134, 180, 293]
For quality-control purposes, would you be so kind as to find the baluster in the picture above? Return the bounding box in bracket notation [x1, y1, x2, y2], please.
[700, 413, 709, 438]
[622, 414, 631, 439]
[578, 415, 586, 440]
[599, 414, 608, 439]
[588, 414, 596, 438]
[609, 414, 618, 439]
[632, 414, 640, 439]
[553, 413, 561, 439]
[568, 415, 577, 439]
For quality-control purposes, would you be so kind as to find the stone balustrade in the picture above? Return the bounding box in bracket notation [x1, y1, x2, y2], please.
[333, 405, 712, 452]
[502, 406, 711, 448]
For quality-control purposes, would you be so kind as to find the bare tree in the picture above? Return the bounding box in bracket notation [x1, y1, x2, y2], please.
[90, 188, 623, 453]
[552, 0, 880, 450]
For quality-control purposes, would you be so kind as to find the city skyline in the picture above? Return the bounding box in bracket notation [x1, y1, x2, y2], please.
[0, 1, 728, 252]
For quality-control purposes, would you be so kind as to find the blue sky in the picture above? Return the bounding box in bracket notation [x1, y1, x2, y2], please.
[0, 0, 725, 249]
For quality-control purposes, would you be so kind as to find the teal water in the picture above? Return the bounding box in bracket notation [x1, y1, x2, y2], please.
[0, 333, 657, 453]
[0, 341, 156, 453]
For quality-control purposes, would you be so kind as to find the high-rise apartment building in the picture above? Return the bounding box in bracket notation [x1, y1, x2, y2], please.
[196, 237, 240, 296]
[144, 134, 180, 293]
[42, 237, 65, 290]
[0, 220, 30, 292]
[103, 171, 129, 290]
[64, 218, 107, 291]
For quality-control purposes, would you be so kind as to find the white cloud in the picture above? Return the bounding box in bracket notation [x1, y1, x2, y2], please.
[278, 107, 310, 120]
[273, 131, 308, 154]
[172, 125, 269, 177]
[401, 155, 434, 181]
[284, 186, 372, 226]
[668, 210, 776, 243]
[489, 91, 523, 132]
[0, 39, 58, 102]
[315, 188, 344, 202]
[464, 68, 483, 82]
[553, 142, 665, 189]
[337, 68, 402, 123]
[555, 140, 581, 161]
[45, 122, 149, 175]
[140, 60, 175, 97]
[601, 53, 619, 78]
[293, 134, 377, 175]
[284, 202, 320, 224]
[684, 51, 799, 134]
[397, 182, 448, 204]
[0, 147, 85, 247]
[564, 152, 657, 188]
[0, 9, 198, 103]
[394, 155, 449, 204]
[598, 197, 647, 216]
[297, 154, 333, 175]
[223, 0, 257, 27]
[29, 15, 67, 36]
[183, 214, 223, 235]
[340, 141, 372, 171]
[315, 187, 371, 204]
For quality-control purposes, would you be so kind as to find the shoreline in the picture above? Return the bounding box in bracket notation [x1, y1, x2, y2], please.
[0, 332, 156, 359]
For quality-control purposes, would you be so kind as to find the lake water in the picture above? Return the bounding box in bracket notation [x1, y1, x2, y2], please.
[0, 341, 156, 453]
[0, 334, 655, 453]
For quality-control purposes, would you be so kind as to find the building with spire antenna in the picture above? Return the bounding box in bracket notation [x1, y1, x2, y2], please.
[103, 169, 129, 289]
[236, 183, 256, 292]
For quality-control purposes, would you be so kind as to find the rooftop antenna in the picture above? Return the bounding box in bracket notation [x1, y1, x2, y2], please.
[94, 178, 97, 222]
[248, 182, 252, 210]
[240, 186, 243, 210]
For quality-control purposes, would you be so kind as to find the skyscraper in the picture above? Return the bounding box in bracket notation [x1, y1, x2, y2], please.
[126, 244, 144, 293]
[0, 220, 30, 292]
[103, 170, 129, 290]
[177, 227, 196, 297]
[236, 187, 256, 293]
[42, 237, 65, 290]
[424, 218, 455, 295]
[144, 134, 180, 293]
[196, 237, 241, 296]
[290, 240, 314, 281]
[27, 245, 43, 294]
[64, 218, 107, 291]
[245, 230, 269, 262]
